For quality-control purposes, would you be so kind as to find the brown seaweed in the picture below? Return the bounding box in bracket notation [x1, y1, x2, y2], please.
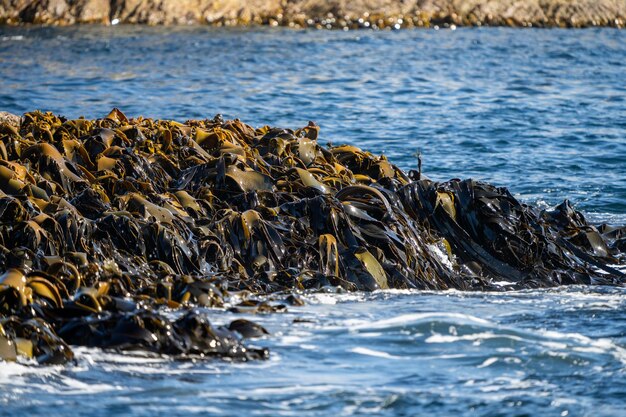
[0, 109, 624, 364]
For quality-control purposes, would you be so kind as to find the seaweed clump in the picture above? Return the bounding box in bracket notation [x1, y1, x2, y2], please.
[0, 109, 624, 364]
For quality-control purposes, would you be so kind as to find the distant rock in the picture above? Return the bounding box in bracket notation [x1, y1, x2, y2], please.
[0, 0, 624, 27]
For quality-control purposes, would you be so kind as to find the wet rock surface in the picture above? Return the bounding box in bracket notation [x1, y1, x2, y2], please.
[0, 0, 624, 27]
[0, 109, 624, 364]
[0, 111, 20, 127]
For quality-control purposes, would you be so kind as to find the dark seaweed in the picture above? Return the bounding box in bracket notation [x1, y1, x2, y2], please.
[0, 110, 624, 363]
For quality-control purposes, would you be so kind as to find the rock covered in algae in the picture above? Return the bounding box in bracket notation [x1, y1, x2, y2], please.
[0, 109, 624, 364]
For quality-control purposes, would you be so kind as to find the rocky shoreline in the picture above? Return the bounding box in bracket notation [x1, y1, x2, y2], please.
[0, 0, 624, 28]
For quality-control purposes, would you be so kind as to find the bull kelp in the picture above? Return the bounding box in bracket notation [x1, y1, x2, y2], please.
[0, 110, 624, 364]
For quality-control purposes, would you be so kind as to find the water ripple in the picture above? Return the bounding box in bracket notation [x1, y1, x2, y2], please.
[0, 27, 624, 216]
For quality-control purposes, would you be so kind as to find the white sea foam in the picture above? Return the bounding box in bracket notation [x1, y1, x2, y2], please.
[204, 384, 344, 398]
[479, 377, 543, 393]
[0, 361, 61, 384]
[349, 347, 405, 360]
[477, 357, 498, 368]
[493, 281, 517, 287]
[354, 312, 492, 331]
[47, 376, 120, 395]
[173, 406, 224, 414]
[357, 332, 383, 338]
[537, 330, 626, 364]
[423, 323, 626, 366]
[306, 293, 366, 305]
[279, 335, 310, 345]
[300, 344, 317, 350]
[425, 331, 521, 344]
[75, 347, 166, 364]
[427, 243, 455, 271]
[425, 353, 468, 360]
[0, 360, 120, 396]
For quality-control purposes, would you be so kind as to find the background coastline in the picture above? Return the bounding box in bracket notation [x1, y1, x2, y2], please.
[1, 0, 625, 28]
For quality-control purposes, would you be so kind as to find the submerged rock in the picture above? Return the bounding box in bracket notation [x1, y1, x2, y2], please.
[0, 109, 624, 363]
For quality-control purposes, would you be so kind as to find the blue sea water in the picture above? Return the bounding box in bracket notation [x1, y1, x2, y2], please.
[0, 26, 625, 417]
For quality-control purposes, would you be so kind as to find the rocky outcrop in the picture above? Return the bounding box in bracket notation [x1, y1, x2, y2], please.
[0, 0, 624, 27]
[0, 112, 20, 127]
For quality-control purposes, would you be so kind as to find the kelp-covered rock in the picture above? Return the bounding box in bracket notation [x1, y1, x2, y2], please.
[0, 109, 624, 363]
[57, 310, 269, 360]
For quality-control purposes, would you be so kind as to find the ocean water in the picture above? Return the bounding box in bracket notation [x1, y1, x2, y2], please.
[0, 26, 625, 416]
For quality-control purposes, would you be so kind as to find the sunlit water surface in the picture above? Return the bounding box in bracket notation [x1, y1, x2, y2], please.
[2, 289, 626, 417]
[0, 26, 625, 417]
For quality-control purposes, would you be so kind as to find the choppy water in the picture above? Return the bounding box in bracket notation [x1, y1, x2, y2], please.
[2, 289, 626, 417]
[0, 26, 625, 417]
